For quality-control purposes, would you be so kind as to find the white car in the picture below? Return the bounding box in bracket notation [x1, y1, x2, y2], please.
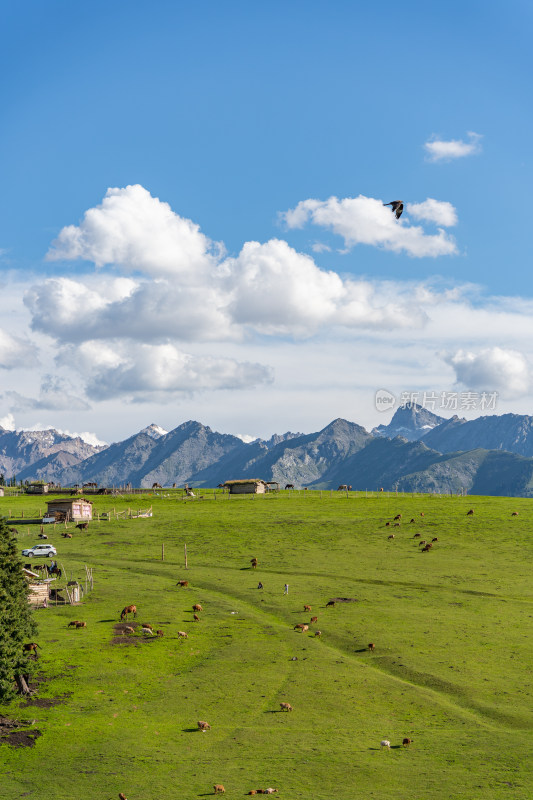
[21, 543, 57, 558]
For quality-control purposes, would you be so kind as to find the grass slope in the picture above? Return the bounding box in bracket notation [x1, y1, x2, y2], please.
[0, 490, 532, 800]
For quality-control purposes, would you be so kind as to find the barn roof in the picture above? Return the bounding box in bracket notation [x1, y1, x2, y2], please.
[223, 479, 267, 486]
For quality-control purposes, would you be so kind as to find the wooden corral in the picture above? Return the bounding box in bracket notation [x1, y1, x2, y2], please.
[224, 479, 268, 495]
[45, 497, 93, 522]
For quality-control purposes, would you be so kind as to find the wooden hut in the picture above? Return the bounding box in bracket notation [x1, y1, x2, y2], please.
[26, 482, 49, 494]
[23, 567, 51, 607]
[224, 479, 268, 495]
[45, 497, 93, 522]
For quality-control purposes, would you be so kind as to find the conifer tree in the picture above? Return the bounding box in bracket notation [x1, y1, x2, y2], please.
[0, 518, 37, 701]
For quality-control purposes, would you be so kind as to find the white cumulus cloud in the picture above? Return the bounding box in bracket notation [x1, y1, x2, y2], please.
[444, 347, 530, 398]
[407, 198, 458, 227]
[46, 184, 224, 281]
[424, 132, 482, 162]
[0, 328, 40, 369]
[281, 195, 457, 257]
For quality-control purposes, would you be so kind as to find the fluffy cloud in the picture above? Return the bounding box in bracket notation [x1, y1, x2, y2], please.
[56, 341, 273, 401]
[4, 375, 91, 411]
[0, 412, 15, 430]
[444, 347, 530, 398]
[0, 327, 40, 369]
[407, 199, 458, 227]
[282, 195, 457, 257]
[424, 132, 482, 162]
[46, 184, 224, 281]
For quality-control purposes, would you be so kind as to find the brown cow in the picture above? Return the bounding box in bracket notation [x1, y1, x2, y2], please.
[120, 605, 137, 621]
[388, 534, 395, 540]
[394, 514, 402, 520]
[193, 604, 203, 612]
[119, 794, 128, 800]
[251, 558, 258, 569]
[310, 616, 318, 624]
[23, 643, 40, 656]
[512, 511, 519, 516]
[304, 604, 312, 612]
[326, 600, 336, 607]
[413, 533, 421, 538]
[193, 613, 200, 621]
[61, 532, 73, 538]
[314, 630, 322, 637]
[421, 544, 432, 551]
[75, 621, 87, 628]
[402, 737, 413, 747]
[294, 623, 308, 632]
[409, 518, 415, 523]
[142, 623, 153, 631]
[466, 509, 474, 515]
[176, 580, 189, 587]
[418, 540, 427, 546]
[76, 522, 89, 530]
[385, 521, 391, 527]
[214, 785, 225, 794]
[156, 630, 164, 637]
[432, 537, 438, 542]
[198, 720, 211, 731]
[420, 512, 425, 517]
[280, 702, 293, 711]
[68, 620, 81, 627]
[178, 631, 188, 638]
[124, 626, 135, 635]
[368, 643, 375, 651]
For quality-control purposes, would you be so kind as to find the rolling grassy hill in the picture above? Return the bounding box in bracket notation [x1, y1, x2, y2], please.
[1, 490, 532, 800]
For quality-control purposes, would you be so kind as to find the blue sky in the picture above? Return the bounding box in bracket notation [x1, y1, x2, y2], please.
[0, 1, 532, 443]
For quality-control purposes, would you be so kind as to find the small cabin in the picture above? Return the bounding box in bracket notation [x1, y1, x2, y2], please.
[23, 568, 51, 607]
[45, 497, 93, 522]
[26, 483, 49, 494]
[224, 479, 268, 495]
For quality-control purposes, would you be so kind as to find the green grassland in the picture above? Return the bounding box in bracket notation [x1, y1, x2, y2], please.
[1, 490, 532, 800]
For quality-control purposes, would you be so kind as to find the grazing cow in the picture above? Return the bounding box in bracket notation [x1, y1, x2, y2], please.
[156, 630, 164, 637]
[68, 621, 81, 627]
[394, 514, 402, 520]
[214, 785, 225, 794]
[385, 522, 391, 527]
[193, 604, 203, 612]
[432, 537, 438, 542]
[142, 627, 154, 636]
[420, 512, 425, 517]
[380, 739, 391, 750]
[124, 626, 135, 635]
[251, 558, 258, 569]
[265, 790, 278, 794]
[61, 532, 73, 538]
[294, 623, 308, 632]
[76, 522, 89, 531]
[418, 540, 427, 547]
[512, 511, 519, 516]
[402, 737, 413, 747]
[285, 484, 294, 490]
[23, 643, 40, 656]
[280, 702, 293, 711]
[198, 720, 211, 731]
[421, 544, 432, 552]
[120, 605, 137, 621]
[194, 613, 200, 621]
[388, 534, 395, 540]
[393, 523, 400, 527]
[314, 630, 322, 637]
[304, 604, 312, 612]
[337, 485, 348, 491]
[152, 483, 162, 489]
[176, 580, 189, 587]
[409, 518, 415, 524]
[177, 631, 188, 638]
[368, 643, 375, 651]
[348, 485, 352, 491]
[142, 623, 153, 630]
[466, 509, 474, 515]
[326, 600, 336, 607]
[413, 533, 421, 538]
[38, 533, 48, 539]
[119, 794, 128, 800]
[75, 621, 86, 628]
[310, 616, 318, 624]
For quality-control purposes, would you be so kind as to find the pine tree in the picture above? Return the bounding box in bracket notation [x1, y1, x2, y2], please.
[0, 517, 37, 701]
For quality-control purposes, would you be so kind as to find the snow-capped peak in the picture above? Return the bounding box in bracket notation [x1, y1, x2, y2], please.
[141, 423, 168, 439]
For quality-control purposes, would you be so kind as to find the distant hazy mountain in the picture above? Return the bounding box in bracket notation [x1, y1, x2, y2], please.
[421, 413, 533, 457]
[0, 427, 105, 479]
[372, 403, 445, 441]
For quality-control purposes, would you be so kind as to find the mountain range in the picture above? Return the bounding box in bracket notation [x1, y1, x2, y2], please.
[4, 406, 533, 496]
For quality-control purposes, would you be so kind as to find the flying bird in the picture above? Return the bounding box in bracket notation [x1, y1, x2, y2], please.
[384, 200, 404, 219]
